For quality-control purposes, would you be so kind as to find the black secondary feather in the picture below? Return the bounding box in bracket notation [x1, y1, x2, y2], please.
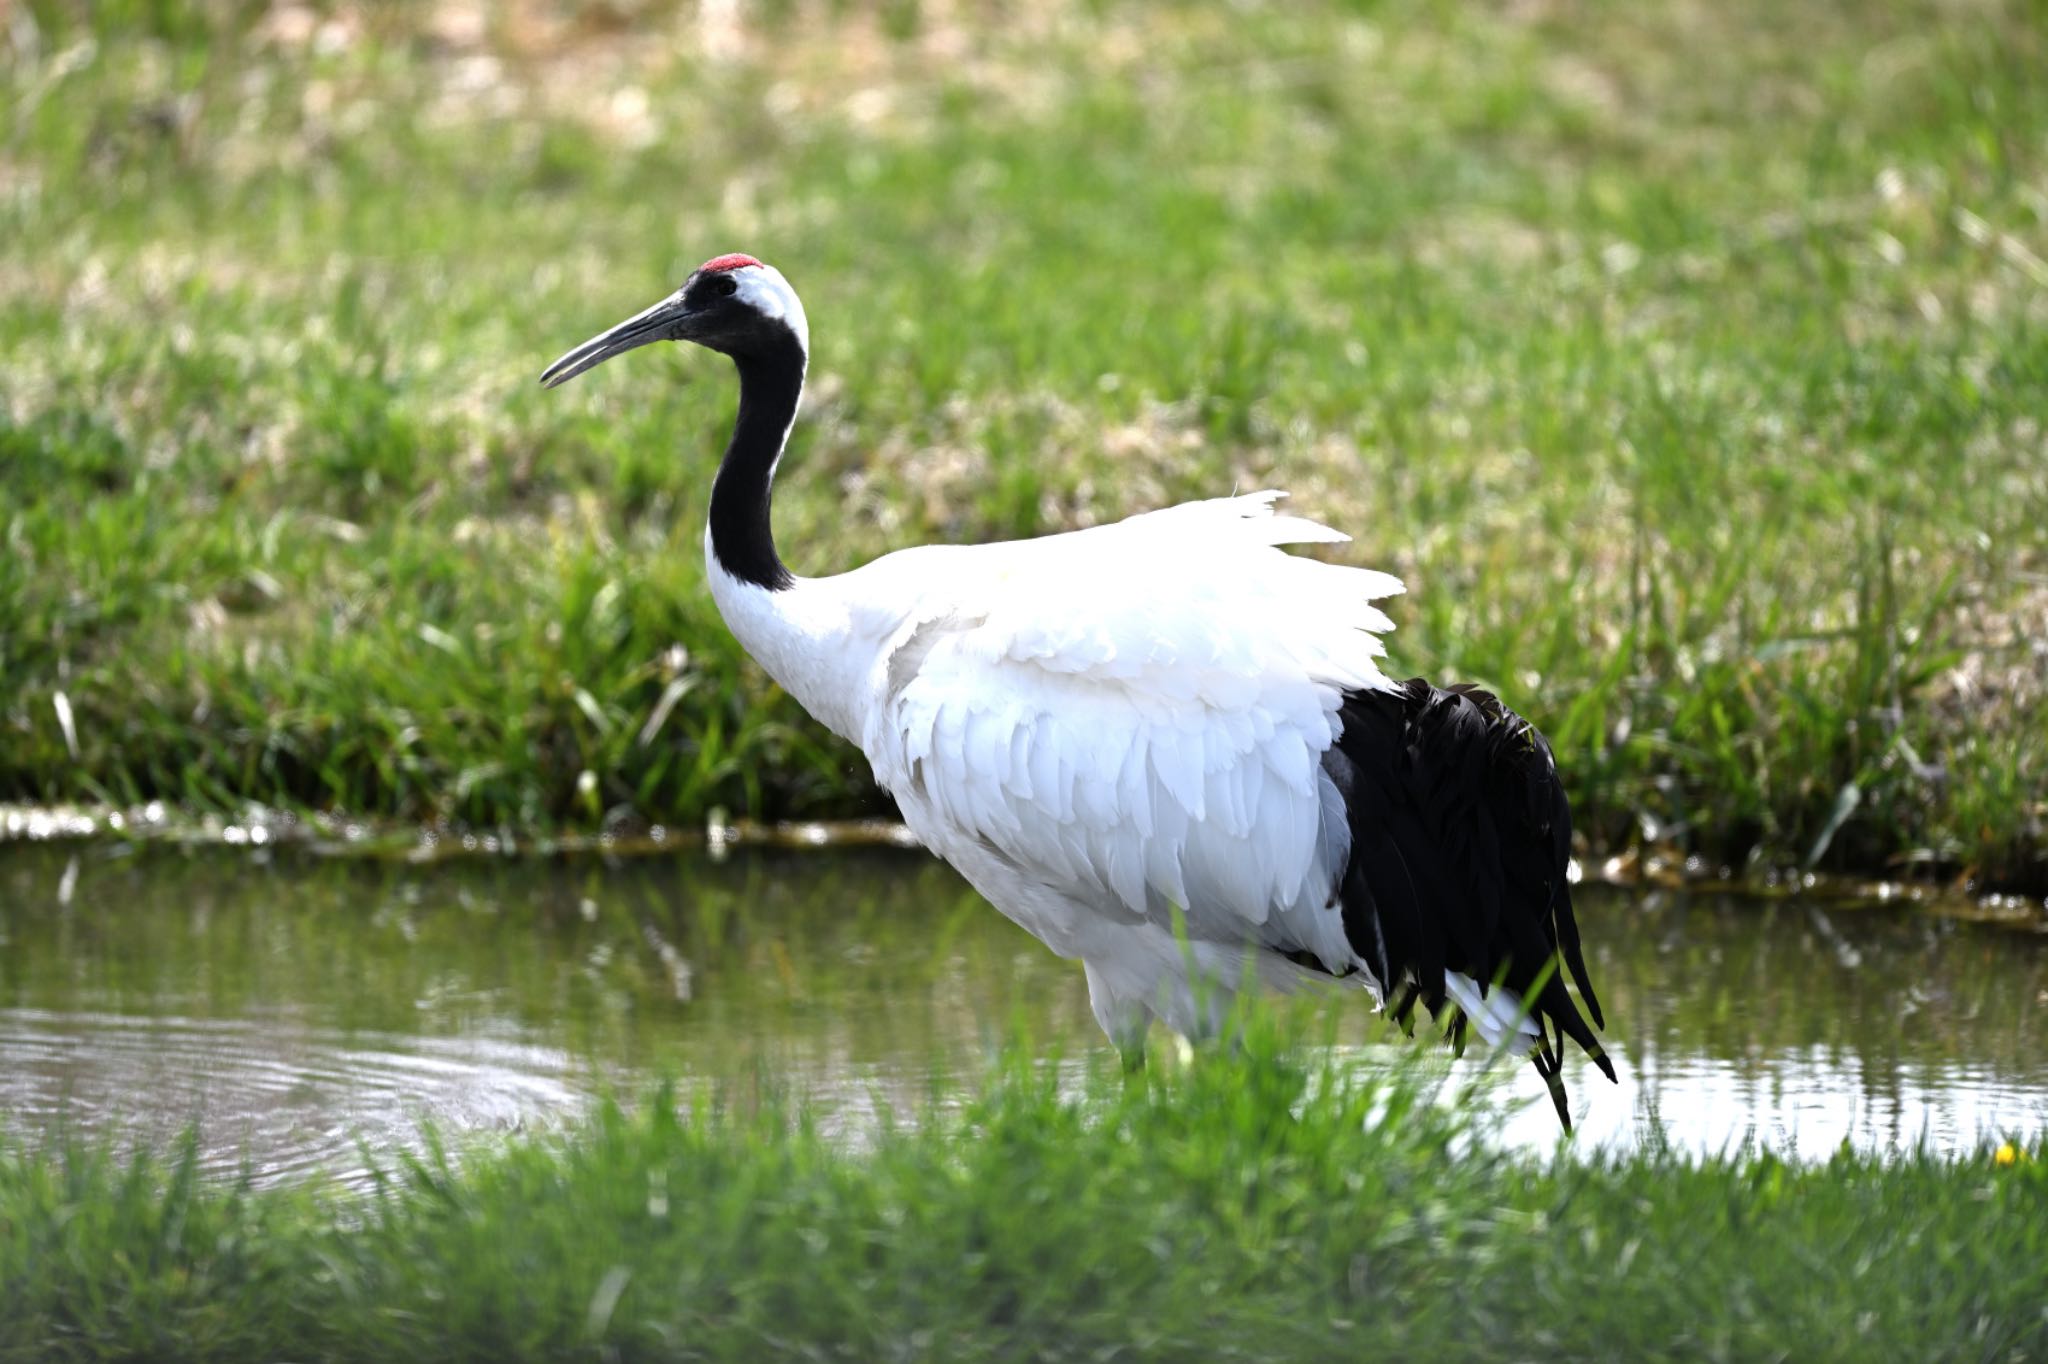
[1323, 678, 1614, 1129]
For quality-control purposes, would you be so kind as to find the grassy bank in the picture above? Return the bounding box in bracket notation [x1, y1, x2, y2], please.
[2, 0, 2044, 886]
[3, 1036, 2043, 1363]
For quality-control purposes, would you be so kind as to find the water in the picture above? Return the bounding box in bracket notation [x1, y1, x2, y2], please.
[1, 843, 2043, 1179]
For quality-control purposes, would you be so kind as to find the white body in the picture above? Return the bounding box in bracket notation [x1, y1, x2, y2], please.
[707, 493, 1537, 1051]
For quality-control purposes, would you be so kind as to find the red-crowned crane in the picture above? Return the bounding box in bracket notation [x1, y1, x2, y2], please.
[541, 253, 1615, 1127]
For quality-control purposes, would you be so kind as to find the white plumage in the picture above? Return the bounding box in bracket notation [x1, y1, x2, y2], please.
[543, 253, 1610, 1124]
[721, 493, 1407, 1046]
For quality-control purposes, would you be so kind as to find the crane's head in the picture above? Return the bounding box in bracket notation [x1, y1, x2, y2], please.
[539, 253, 808, 389]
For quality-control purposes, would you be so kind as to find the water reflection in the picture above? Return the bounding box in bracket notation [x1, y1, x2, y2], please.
[0, 1008, 582, 1182]
[0, 845, 2042, 1178]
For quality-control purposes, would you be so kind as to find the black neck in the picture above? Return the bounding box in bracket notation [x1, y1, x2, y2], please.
[708, 333, 805, 592]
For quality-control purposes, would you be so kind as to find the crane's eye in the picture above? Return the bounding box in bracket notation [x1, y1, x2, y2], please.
[711, 274, 739, 298]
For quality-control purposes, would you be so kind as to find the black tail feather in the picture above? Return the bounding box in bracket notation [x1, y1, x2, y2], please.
[1326, 679, 1615, 1127]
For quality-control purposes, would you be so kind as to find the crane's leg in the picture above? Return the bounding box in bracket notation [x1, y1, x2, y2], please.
[1084, 960, 1151, 1072]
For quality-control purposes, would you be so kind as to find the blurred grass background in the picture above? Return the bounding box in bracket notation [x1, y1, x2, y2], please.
[1, 0, 2043, 885]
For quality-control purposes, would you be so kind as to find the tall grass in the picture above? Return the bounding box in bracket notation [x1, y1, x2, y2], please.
[1, 0, 2043, 886]
[3, 1032, 2043, 1363]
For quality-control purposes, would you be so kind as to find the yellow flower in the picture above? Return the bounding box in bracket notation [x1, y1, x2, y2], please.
[1993, 1142, 2020, 1167]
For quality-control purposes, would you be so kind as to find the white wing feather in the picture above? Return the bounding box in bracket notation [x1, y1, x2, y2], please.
[864, 493, 1403, 970]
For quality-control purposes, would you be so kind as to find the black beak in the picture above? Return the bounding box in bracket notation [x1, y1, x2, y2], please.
[539, 290, 693, 388]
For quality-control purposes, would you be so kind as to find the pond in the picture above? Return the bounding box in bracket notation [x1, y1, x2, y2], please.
[1, 843, 2043, 1181]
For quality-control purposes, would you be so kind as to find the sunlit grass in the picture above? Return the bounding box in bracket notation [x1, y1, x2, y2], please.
[1, 0, 2043, 887]
[2, 1030, 2044, 1363]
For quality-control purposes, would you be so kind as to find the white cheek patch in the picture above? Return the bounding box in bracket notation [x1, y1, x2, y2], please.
[732, 265, 810, 353]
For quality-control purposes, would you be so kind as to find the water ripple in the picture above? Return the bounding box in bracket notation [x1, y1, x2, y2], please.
[0, 1007, 590, 1184]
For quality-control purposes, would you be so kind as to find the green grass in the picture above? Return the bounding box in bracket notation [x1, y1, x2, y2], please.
[2, 1030, 2043, 1363]
[2, 0, 2044, 887]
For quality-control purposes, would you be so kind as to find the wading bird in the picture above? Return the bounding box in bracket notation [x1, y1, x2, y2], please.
[541, 253, 1614, 1126]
